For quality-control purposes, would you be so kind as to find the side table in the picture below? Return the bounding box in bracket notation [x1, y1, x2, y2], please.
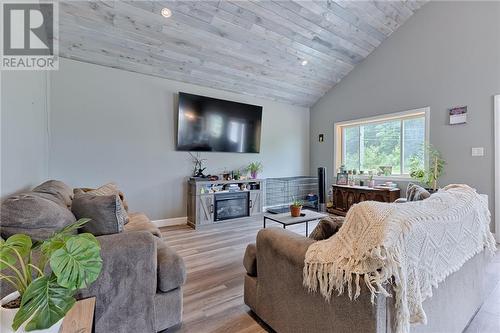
[60, 297, 95, 333]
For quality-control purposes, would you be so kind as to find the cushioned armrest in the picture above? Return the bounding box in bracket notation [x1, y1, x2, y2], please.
[243, 243, 257, 276]
[77, 231, 157, 333]
[125, 212, 162, 237]
[256, 228, 315, 269]
[156, 238, 187, 292]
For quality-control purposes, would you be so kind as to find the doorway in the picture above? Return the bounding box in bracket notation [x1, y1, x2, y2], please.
[494, 95, 500, 243]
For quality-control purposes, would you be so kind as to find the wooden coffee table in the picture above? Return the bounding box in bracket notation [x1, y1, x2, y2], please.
[60, 297, 95, 333]
[263, 210, 328, 236]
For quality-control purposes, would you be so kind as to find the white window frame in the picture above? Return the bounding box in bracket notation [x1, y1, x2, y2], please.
[333, 107, 430, 180]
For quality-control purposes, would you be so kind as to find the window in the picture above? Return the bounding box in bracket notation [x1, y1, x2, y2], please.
[334, 108, 429, 177]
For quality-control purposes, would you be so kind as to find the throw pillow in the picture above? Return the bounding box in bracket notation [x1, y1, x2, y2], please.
[75, 185, 129, 225]
[0, 192, 76, 241]
[406, 183, 431, 201]
[72, 192, 127, 236]
[33, 180, 73, 208]
[309, 216, 344, 241]
[74, 182, 129, 212]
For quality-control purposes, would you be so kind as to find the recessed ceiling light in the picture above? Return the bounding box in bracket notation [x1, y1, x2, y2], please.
[161, 7, 172, 18]
[301, 60, 308, 66]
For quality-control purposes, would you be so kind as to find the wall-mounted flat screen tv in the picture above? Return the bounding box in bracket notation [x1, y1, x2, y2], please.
[176, 92, 262, 153]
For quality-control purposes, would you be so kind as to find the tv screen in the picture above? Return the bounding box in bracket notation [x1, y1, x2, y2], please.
[176, 92, 262, 153]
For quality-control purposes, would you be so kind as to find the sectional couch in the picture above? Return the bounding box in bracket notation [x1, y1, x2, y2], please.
[244, 227, 495, 333]
[0, 181, 186, 333]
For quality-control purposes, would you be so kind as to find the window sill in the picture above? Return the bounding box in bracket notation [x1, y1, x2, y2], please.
[360, 175, 413, 182]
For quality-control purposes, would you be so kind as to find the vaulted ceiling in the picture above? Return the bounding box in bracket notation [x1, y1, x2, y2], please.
[59, 1, 427, 107]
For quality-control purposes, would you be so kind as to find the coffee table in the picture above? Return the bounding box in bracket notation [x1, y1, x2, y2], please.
[263, 210, 328, 236]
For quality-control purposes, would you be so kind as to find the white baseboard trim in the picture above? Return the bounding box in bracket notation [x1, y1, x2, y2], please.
[152, 217, 187, 227]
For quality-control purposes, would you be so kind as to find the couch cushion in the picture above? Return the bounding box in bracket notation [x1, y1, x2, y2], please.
[309, 216, 344, 241]
[243, 243, 257, 277]
[124, 213, 162, 238]
[33, 180, 73, 208]
[155, 238, 186, 292]
[72, 192, 127, 236]
[0, 192, 76, 241]
[406, 183, 431, 201]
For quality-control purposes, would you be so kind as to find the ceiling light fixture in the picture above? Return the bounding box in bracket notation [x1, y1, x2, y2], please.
[161, 7, 172, 18]
[301, 60, 308, 66]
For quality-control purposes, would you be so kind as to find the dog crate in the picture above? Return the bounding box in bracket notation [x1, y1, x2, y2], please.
[265, 176, 319, 214]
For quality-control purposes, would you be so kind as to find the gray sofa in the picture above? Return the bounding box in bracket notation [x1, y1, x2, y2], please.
[0, 182, 186, 333]
[244, 228, 495, 333]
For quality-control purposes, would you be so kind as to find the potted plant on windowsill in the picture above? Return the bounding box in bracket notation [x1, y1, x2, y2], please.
[368, 172, 375, 188]
[290, 199, 303, 217]
[0, 219, 102, 333]
[247, 162, 263, 179]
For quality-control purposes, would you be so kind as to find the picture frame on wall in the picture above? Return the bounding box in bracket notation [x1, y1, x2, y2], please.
[449, 106, 467, 125]
[336, 173, 348, 185]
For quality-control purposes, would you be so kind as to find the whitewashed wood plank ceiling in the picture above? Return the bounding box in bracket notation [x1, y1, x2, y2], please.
[59, 1, 427, 107]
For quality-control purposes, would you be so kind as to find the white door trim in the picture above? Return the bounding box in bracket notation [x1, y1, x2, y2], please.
[494, 95, 500, 243]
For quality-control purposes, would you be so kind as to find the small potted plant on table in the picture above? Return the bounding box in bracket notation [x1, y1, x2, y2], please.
[290, 199, 303, 217]
[0, 219, 102, 333]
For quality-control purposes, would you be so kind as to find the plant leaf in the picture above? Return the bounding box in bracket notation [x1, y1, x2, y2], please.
[49, 236, 102, 290]
[12, 275, 75, 331]
[55, 218, 92, 236]
[0, 234, 32, 270]
[40, 236, 69, 259]
[40, 218, 92, 258]
[77, 233, 100, 248]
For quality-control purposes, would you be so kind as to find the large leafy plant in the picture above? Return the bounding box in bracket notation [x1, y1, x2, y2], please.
[0, 219, 102, 331]
[409, 144, 446, 191]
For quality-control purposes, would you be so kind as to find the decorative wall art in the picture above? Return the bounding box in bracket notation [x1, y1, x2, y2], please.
[449, 106, 467, 125]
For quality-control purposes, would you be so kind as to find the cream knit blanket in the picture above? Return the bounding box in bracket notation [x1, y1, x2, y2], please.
[303, 184, 496, 333]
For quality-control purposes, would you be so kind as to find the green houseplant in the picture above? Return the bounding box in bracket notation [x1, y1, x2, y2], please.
[0, 219, 102, 333]
[367, 172, 375, 188]
[290, 198, 303, 217]
[409, 144, 446, 191]
[247, 162, 263, 179]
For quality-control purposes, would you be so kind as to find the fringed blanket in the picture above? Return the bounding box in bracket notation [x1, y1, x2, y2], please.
[303, 184, 496, 333]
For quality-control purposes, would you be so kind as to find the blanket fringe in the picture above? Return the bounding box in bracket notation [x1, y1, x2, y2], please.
[303, 244, 396, 302]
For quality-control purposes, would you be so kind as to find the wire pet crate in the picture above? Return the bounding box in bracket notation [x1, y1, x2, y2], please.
[265, 176, 319, 214]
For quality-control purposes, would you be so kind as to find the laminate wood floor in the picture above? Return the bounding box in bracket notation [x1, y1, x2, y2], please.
[160, 217, 500, 333]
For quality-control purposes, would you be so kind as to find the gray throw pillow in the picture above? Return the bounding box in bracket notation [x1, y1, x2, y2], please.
[309, 216, 344, 241]
[406, 183, 431, 201]
[72, 192, 127, 236]
[0, 192, 76, 241]
[33, 180, 73, 208]
[74, 183, 129, 212]
[74, 185, 129, 224]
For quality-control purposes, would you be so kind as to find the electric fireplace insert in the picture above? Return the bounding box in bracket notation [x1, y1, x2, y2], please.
[214, 192, 249, 221]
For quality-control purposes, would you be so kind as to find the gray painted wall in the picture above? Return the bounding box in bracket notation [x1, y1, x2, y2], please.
[1, 71, 49, 198]
[310, 1, 500, 231]
[49, 58, 310, 220]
